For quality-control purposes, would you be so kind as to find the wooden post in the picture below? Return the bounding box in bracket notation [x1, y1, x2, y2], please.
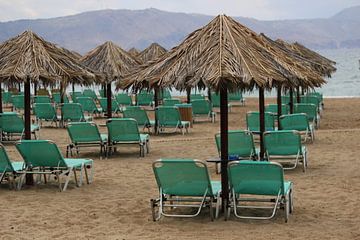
[0, 82, 3, 113]
[18, 82, 21, 93]
[106, 82, 112, 119]
[24, 77, 34, 185]
[219, 86, 229, 210]
[34, 82, 37, 96]
[72, 82, 75, 94]
[154, 88, 159, 134]
[296, 86, 301, 103]
[259, 87, 265, 159]
[103, 84, 107, 98]
[277, 86, 282, 130]
[207, 88, 212, 102]
[289, 88, 294, 114]
[186, 88, 191, 103]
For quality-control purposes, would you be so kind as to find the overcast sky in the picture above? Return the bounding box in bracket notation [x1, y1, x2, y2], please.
[0, 0, 359, 22]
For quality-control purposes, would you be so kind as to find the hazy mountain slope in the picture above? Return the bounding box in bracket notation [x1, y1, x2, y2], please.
[1, 7, 360, 53]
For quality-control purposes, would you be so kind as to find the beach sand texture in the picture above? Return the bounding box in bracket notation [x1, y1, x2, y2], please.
[0, 97, 360, 240]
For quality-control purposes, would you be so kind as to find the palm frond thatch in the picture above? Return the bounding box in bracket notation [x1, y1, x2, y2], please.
[276, 39, 336, 77]
[81, 41, 140, 82]
[128, 47, 140, 58]
[138, 43, 167, 64]
[0, 30, 96, 85]
[118, 15, 325, 92]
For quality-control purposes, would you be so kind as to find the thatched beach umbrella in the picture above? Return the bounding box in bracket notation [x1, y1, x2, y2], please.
[128, 47, 140, 58]
[81, 41, 140, 118]
[138, 43, 167, 64]
[0, 30, 96, 138]
[118, 15, 325, 208]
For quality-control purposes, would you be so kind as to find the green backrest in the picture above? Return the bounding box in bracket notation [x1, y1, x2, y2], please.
[246, 112, 275, 132]
[163, 98, 181, 106]
[228, 161, 285, 196]
[190, 94, 205, 101]
[153, 159, 214, 196]
[52, 93, 69, 104]
[83, 89, 98, 100]
[34, 103, 57, 120]
[228, 91, 243, 101]
[106, 118, 141, 142]
[123, 108, 150, 126]
[215, 130, 256, 158]
[307, 92, 323, 102]
[0, 112, 24, 133]
[2, 92, 12, 104]
[61, 103, 85, 122]
[191, 99, 212, 115]
[16, 140, 67, 168]
[159, 89, 172, 100]
[12, 95, 24, 109]
[301, 96, 320, 109]
[70, 91, 83, 103]
[210, 93, 221, 107]
[67, 122, 101, 144]
[98, 89, 105, 98]
[265, 104, 289, 115]
[115, 93, 132, 106]
[136, 91, 154, 106]
[77, 97, 98, 113]
[279, 114, 310, 131]
[34, 96, 51, 104]
[294, 103, 317, 122]
[264, 130, 301, 155]
[0, 144, 15, 172]
[155, 106, 181, 127]
[98, 98, 119, 112]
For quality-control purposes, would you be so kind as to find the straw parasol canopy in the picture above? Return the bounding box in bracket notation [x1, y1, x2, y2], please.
[276, 39, 336, 77]
[119, 15, 325, 93]
[81, 41, 140, 82]
[128, 47, 140, 58]
[0, 30, 95, 86]
[138, 43, 167, 64]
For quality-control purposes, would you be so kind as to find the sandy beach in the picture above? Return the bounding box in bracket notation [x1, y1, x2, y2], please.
[1, 97, 360, 240]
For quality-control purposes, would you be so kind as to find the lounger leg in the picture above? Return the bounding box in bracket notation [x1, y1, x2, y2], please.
[62, 169, 72, 192]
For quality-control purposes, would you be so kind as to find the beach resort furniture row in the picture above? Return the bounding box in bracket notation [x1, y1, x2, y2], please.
[246, 111, 316, 142]
[214, 130, 307, 172]
[0, 141, 93, 191]
[151, 159, 293, 222]
[66, 120, 150, 158]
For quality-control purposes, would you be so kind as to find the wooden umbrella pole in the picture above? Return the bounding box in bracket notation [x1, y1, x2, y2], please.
[219, 86, 229, 211]
[259, 87, 265, 159]
[186, 87, 191, 103]
[106, 82, 112, 119]
[72, 82, 75, 94]
[296, 86, 301, 103]
[289, 88, 294, 114]
[24, 77, 34, 185]
[0, 82, 3, 113]
[277, 86, 282, 130]
[207, 88, 212, 102]
[34, 82, 37, 96]
[154, 88, 159, 134]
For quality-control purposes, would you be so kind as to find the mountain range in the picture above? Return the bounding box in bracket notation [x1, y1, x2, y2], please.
[1, 6, 360, 54]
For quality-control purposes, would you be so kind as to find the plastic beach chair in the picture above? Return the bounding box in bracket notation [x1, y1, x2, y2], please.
[228, 91, 245, 106]
[70, 91, 83, 103]
[246, 111, 276, 134]
[163, 98, 181, 106]
[227, 161, 293, 222]
[11, 95, 25, 111]
[191, 99, 216, 123]
[115, 93, 133, 106]
[0, 144, 25, 190]
[155, 106, 190, 134]
[34, 103, 60, 127]
[211, 92, 232, 111]
[151, 159, 221, 221]
[265, 104, 289, 116]
[83, 89, 98, 101]
[66, 122, 107, 159]
[61, 103, 92, 124]
[136, 91, 154, 107]
[34, 95, 51, 104]
[264, 130, 307, 172]
[280, 113, 315, 143]
[98, 98, 122, 115]
[15, 140, 94, 191]
[0, 112, 39, 141]
[122, 107, 155, 133]
[294, 103, 320, 128]
[106, 118, 150, 157]
[77, 97, 102, 115]
[52, 92, 69, 105]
